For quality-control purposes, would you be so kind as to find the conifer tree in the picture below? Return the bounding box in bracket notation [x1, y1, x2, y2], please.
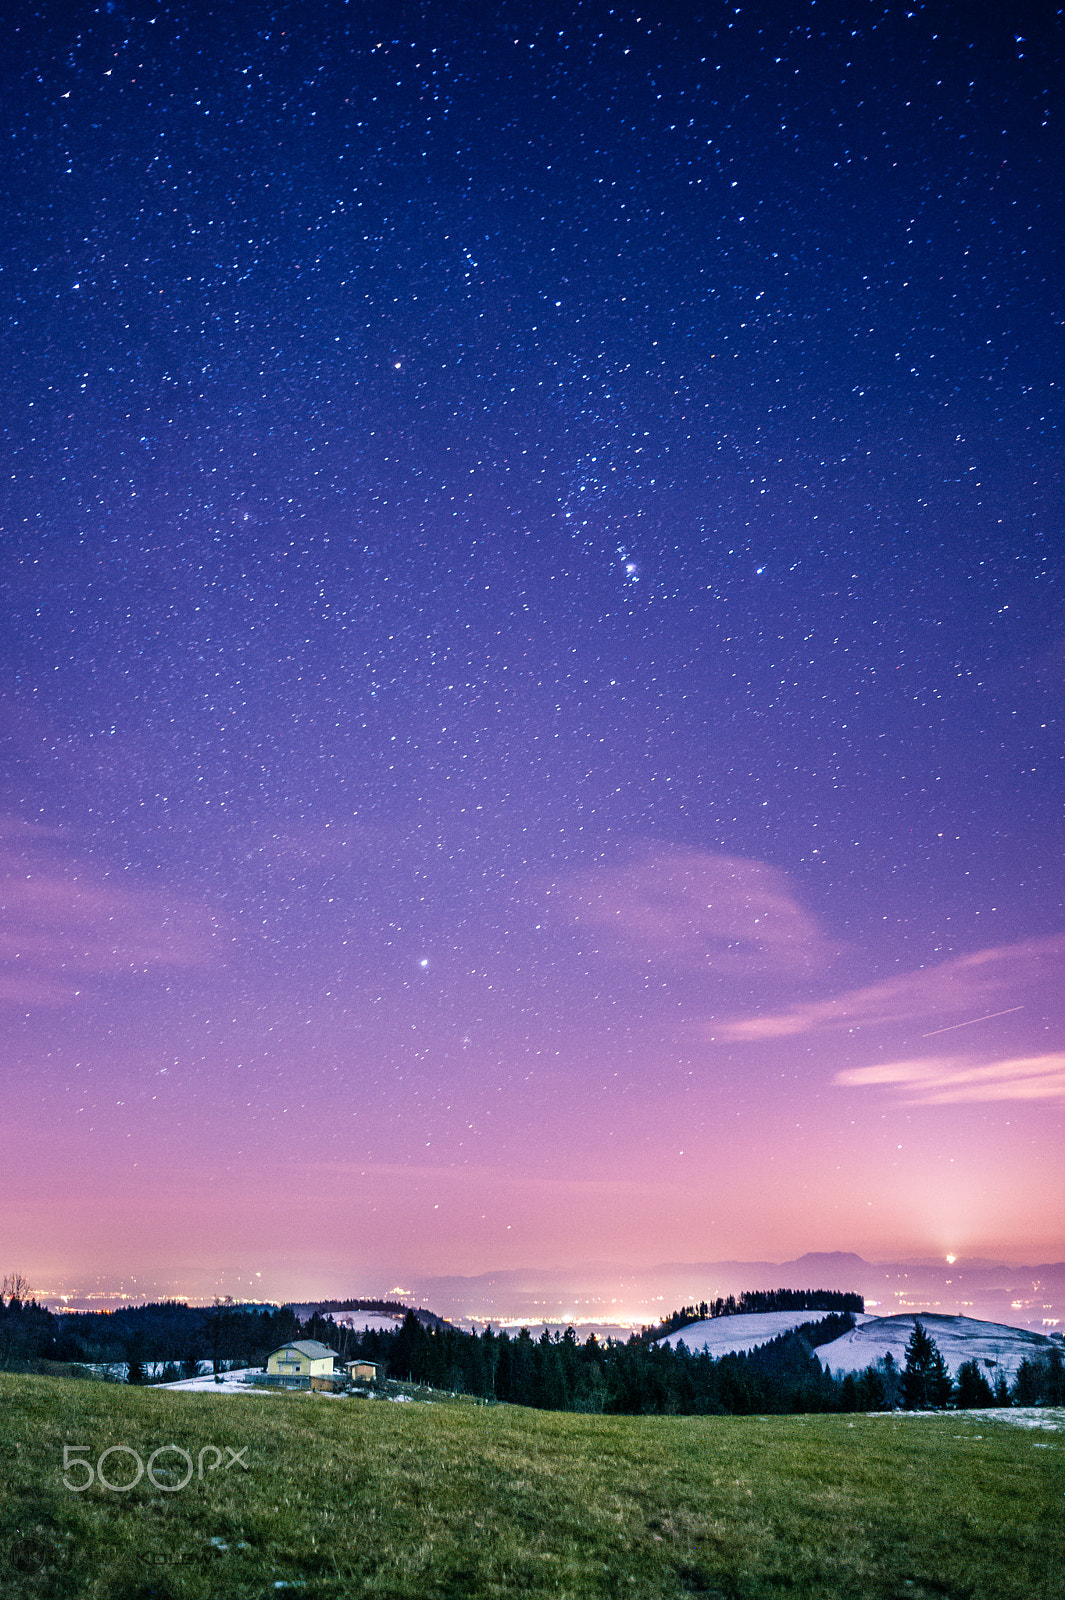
[855, 1366, 889, 1411]
[1012, 1357, 1043, 1406]
[1044, 1345, 1065, 1405]
[954, 1358, 993, 1409]
[902, 1319, 951, 1409]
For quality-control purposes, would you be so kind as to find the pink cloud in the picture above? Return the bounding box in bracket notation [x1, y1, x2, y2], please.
[835, 1052, 1065, 1105]
[715, 933, 1065, 1041]
[0, 818, 221, 1006]
[551, 846, 832, 975]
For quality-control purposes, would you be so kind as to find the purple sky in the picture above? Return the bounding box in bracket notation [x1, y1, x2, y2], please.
[2, 0, 1063, 1307]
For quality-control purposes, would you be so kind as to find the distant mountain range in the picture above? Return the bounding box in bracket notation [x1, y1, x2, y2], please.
[41, 1252, 1065, 1329]
[406, 1253, 1065, 1334]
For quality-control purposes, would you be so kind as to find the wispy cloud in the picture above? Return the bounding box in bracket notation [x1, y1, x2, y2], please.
[0, 818, 221, 1005]
[551, 846, 832, 975]
[834, 1052, 1065, 1105]
[715, 933, 1065, 1041]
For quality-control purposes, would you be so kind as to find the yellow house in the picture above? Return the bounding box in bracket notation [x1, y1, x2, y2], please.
[267, 1340, 339, 1381]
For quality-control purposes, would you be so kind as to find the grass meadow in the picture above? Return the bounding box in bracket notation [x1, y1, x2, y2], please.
[1, 1372, 1062, 1599]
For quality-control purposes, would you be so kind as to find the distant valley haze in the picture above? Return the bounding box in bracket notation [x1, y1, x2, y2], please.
[36, 1251, 1065, 1338]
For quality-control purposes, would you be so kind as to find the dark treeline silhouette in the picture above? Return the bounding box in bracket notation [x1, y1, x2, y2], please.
[644, 1288, 864, 1341]
[304, 1298, 407, 1315]
[0, 1293, 299, 1378]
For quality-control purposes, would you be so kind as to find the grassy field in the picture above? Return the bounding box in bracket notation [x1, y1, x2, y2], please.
[1, 1374, 1062, 1600]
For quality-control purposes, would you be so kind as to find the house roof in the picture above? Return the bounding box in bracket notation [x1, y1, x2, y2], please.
[271, 1340, 339, 1359]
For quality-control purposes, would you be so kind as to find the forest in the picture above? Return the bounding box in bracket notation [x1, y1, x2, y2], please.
[0, 1287, 299, 1382]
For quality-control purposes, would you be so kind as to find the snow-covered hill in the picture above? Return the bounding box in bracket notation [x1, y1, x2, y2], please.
[288, 1308, 404, 1333]
[330, 1312, 405, 1333]
[658, 1309, 865, 1356]
[816, 1312, 1055, 1380]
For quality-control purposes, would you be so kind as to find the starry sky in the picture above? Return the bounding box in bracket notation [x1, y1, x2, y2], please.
[2, 0, 1063, 1305]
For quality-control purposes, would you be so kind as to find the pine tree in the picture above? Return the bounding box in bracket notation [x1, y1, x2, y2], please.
[1044, 1346, 1065, 1405]
[902, 1320, 951, 1409]
[954, 1358, 993, 1409]
[855, 1366, 888, 1411]
[393, 1311, 430, 1383]
[1012, 1358, 1043, 1406]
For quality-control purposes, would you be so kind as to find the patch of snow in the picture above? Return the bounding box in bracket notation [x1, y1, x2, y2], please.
[957, 1406, 1065, 1432]
[867, 1405, 1065, 1432]
[287, 1307, 405, 1333]
[153, 1366, 264, 1393]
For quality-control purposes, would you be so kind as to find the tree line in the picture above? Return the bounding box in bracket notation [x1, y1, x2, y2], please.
[0, 1287, 300, 1379]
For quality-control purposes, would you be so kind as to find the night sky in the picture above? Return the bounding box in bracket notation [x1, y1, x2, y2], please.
[3, 1, 1063, 1305]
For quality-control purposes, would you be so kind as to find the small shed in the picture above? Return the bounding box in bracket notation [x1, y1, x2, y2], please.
[267, 1340, 339, 1380]
[346, 1358, 379, 1382]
